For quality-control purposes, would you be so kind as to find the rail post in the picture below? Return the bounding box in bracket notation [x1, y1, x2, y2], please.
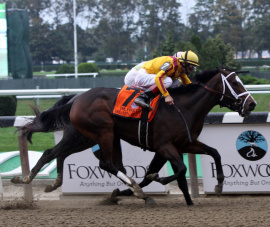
[188, 153, 199, 198]
[0, 170, 3, 200]
[18, 130, 33, 200]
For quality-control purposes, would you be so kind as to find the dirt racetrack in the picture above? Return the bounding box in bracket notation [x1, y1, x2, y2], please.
[1, 180, 270, 227]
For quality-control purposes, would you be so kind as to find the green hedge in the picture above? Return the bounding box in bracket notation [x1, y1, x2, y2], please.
[239, 74, 270, 84]
[32, 64, 60, 72]
[237, 59, 270, 67]
[0, 96, 17, 116]
[56, 64, 75, 74]
[78, 63, 99, 73]
[32, 62, 137, 72]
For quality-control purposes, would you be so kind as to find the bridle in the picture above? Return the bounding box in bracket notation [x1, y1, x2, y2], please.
[198, 72, 251, 113]
[172, 71, 252, 143]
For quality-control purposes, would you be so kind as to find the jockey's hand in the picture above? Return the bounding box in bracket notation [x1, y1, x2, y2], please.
[165, 95, 174, 105]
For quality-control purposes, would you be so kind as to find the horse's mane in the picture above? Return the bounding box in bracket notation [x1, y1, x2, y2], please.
[194, 69, 220, 83]
[168, 69, 220, 94]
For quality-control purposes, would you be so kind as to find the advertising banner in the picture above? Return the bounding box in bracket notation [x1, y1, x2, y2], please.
[58, 131, 169, 194]
[200, 123, 270, 194]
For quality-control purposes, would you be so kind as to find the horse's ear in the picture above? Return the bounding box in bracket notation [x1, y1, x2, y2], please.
[217, 67, 224, 74]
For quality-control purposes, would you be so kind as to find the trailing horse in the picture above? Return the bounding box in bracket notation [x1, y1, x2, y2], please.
[14, 68, 256, 204]
[14, 95, 193, 204]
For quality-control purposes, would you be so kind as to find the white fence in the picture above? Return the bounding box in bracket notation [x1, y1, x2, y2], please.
[0, 84, 270, 96]
[46, 73, 98, 78]
[0, 88, 87, 96]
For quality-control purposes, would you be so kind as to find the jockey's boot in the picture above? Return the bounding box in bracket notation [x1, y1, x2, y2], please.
[134, 85, 159, 109]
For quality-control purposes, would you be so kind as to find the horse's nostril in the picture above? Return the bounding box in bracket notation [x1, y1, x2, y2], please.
[249, 102, 256, 111]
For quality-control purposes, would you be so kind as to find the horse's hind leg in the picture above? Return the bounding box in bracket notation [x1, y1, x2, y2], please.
[148, 144, 187, 185]
[44, 133, 98, 192]
[11, 128, 97, 189]
[11, 147, 56, 184]
[171, 162, 193, 205]
[44, 155, 65, 192]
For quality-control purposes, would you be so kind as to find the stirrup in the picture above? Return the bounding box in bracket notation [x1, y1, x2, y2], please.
[134, 98, 152, 110]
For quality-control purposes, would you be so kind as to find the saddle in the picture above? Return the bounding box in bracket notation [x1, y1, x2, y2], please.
[112, 85, 161, 150]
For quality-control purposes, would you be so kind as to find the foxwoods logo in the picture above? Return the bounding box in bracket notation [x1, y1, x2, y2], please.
[67, 164, 147, 179]
[210, 163, 270, 178]
[236, 130, 267, 161]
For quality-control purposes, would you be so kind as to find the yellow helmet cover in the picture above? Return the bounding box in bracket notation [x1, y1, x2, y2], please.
[180, 50, 199, 66]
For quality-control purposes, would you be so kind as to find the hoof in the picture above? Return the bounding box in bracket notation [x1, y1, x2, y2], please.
[133, 184, 145, 199]
[11, 176, 20, 184]
[214, 185, 223, 197]
[129, 178, 145, 199]
[11, 176, 26, 184]
[146, 173, 159, 181]
[44, 185, 55, 193]
[144, 196, 157, 205]
[111, 188, 120, 199]
[117, 189, 133, 196]
[187, 202, 194, 206]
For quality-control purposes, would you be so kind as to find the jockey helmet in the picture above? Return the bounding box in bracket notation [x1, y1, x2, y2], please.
[179, 50, 199, 66]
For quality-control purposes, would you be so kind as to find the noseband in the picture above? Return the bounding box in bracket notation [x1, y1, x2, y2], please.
[198, 72, 251, 112]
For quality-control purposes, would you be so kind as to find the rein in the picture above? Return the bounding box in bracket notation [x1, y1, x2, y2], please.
[198, 82, 235, 101]
[172, 104, 193, 143]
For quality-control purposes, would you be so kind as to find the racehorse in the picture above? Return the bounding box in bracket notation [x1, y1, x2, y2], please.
[14, 68, 256, 203]
[69, 68, 256, 201]
[13, 94, 193, 205]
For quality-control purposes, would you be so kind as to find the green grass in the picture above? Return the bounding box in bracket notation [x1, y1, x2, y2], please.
[211, 93, 270, 112]
[33, 71, 56, 76]
[0, 93, 269, 153]
[1, 98, 59, 152]
[16, 98, 59, 116]
[0, 127, 55, 152]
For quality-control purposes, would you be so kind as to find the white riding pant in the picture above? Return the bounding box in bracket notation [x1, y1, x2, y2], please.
[125, 67, 181, 91]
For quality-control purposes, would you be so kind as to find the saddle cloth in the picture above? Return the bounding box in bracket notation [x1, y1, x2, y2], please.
[112, 85, 160, 122]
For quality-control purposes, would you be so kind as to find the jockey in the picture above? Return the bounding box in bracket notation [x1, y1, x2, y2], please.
[124, 50, 199, 109]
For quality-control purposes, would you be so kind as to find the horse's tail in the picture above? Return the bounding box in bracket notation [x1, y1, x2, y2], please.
[49, 94, 76, 109]
[18, 95, 76, 143]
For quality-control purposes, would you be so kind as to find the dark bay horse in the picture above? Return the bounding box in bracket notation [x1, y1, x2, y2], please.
[13, 68, 256, 203]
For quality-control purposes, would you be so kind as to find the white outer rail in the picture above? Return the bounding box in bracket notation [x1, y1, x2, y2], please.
[0, 84, 270, 96]
[245, 84, 270, 90]
[46, 73, 98, 78]
[0, 89, 87, 96]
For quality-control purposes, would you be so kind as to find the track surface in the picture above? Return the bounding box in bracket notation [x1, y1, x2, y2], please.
[1, 182, 270, 226]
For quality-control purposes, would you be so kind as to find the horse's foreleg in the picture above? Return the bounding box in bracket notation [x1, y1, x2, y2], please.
[99, 136, 147, 200]
[209, 149, 224, 196]
[201, 146, 224, 196]
[119, 153, 167, 196]
[187, 141, 224, 196]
